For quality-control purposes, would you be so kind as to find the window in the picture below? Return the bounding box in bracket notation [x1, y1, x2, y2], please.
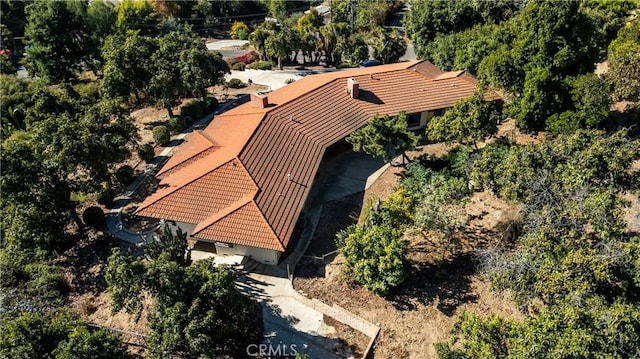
[407, 113, 422, 128]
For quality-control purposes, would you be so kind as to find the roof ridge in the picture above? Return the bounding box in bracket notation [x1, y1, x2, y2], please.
[192, 193, 254, 233]
[247, 198, 285, 251]
[136, 158, 238, 213]
[192, 200, 285, 252]
[261, 60, 421, 117]
[157, 131, 216, 176]
[197, 129, 219, 146]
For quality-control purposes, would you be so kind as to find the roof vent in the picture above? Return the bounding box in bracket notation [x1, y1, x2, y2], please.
[251, 92, 269, 108]
[347, 78, 359, 99]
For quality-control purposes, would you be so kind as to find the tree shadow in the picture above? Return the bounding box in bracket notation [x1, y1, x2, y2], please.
[388, 254, 478, 316]
[261, 300, 357, 359]
[61, 232, 131, 297]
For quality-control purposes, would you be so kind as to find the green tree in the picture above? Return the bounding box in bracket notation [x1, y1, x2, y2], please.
[0, 53, 16, 75]
[347, 112, 419, 164]
[511, 1, 600, 81]
[148, 29, 229, 117]
[296, 7, 324, 33]
[106, 225, 263, 358]
[0, 310, 129, 359]
[23, 0, 91, 82]
[54, 325, 131, 359]
[581, 0, 638, 59]
[1, 91, 138, 248]
[337, 223, 407, 296]
[115, 0, 158, 36]
[427, 90, 501, 149]
[0, 75, 36, 135]
[336, 34, 368, 65]
[405, 0, 518, 59]
[249, 26, 272, 61]
[546, 74, 611, 135]
[101, 30, 157, 103]
[510, 66, 567, 133]
[85, 0, 118, 74]
[369, 28, 406, 64]
[423, 21, 516, 74]
[607, 19, 640, 102]
[265, 25, 298, 70]
[411, 172, 470, 253]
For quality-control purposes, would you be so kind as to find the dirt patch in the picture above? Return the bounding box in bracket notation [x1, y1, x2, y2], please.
[61, 231, 150, 356]
[323, 315, 369, 358]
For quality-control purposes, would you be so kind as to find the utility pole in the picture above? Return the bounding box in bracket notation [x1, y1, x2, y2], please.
[347, 0, 357, 34]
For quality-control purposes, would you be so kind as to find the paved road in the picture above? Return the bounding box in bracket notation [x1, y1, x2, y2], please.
[206, 40, 250, 59]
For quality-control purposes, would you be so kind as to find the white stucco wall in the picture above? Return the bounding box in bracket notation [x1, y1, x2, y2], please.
[167, 221, 197, 238]
[216, 244, 281, 265]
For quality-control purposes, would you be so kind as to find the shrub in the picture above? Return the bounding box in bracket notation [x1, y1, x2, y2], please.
[137, 142, 155, 163]
[115, 165, 135, 186]
[0, 54, 16, 75]
[235, 53, 257, 64]
[73, 81, 101, 102]
[202, 96, 218, 113]
[247, 61, 273, 70]
[230, 21, 250, 40]
[83, 206, 105, 228]
[169, 116, 186, 131]
[284, 78, 296, 84]
[180, 100, 203, 120]
[231, 62, 245, 71]
[226, 78, 245, 89]
[97, 185, 115, 206]
[153, 125, 170, 146]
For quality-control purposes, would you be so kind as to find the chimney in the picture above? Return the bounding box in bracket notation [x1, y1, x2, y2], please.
[347, 78, 359, 99]
[251, 92, 269, 108]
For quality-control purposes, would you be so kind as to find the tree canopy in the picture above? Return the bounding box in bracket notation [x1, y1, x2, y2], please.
[347, 112, 419, 163]
[23, 0, 91, 82]
[0, 310, 130, 359]
[607, 18, 640, 102]
[438, 130, 640, 358]
[426, 90, 501, 149]
[106, 224, 263, 357]
[101, 27, 228, 116]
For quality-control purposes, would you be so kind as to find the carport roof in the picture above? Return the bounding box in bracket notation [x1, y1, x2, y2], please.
[136, 60, 501, 252]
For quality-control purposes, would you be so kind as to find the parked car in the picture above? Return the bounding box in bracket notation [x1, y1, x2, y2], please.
[359, 59, 382, 68]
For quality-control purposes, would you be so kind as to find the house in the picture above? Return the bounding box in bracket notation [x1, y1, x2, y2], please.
[135, 60, 501, 264]
[305, 5, 332, 24]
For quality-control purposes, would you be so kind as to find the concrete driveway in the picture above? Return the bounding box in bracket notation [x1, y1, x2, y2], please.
[225, 70, 304, 91]
[236, 267, 354, 358]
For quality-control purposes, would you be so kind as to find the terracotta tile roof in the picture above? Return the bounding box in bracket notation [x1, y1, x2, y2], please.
[193, 202, 284, 251]
[136, 159, 257, 223]
[136, 60, 502, 253]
